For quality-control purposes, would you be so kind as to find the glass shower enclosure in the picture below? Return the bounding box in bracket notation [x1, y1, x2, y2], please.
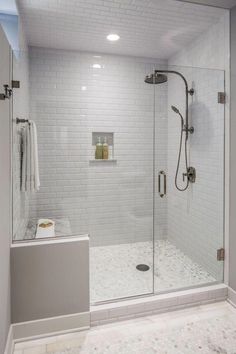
[12, 49, 225, 304]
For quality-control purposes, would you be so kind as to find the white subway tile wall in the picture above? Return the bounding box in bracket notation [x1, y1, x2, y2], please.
[28, 47, 167, 246]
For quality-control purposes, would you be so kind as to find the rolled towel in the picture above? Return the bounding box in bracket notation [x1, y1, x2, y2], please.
[36, 219, 55, 238]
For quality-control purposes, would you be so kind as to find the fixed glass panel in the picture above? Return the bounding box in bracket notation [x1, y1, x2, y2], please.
[12, 49, 89, 242]
[154, 65, 225, 293]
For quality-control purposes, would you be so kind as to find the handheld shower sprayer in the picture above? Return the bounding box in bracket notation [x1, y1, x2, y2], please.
[171, 105, 180, 114]
[171, 105, 194, 135]
[171, 104, 195, 191]
[171, 105, 184, 125]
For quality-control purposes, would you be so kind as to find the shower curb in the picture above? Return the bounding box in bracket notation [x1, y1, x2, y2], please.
[90, 284, 228, 326]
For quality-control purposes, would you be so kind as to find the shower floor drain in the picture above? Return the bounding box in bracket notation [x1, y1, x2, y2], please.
[136, 264, 150, 272]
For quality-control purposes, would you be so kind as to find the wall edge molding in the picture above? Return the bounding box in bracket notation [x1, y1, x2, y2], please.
[4, 325, 14, 354]
[227, 287, 236, 307]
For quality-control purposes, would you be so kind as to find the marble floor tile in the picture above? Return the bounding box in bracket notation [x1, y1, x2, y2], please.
[14, 302, 236, 354]
[90, 240, 216, 303]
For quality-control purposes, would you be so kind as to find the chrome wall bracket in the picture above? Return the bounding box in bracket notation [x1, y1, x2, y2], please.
[188, 88, 194, 96]
[4, 84, 12, 98]
[183, 125, 194, 134]
[0, 84, 12, 100]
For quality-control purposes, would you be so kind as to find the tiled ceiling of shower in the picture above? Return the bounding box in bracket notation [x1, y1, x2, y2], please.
[17, 0, 225, 59]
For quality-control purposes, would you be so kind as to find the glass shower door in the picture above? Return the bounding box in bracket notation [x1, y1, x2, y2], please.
[89, 60, 156, 303]
[154, 65, 225, 294]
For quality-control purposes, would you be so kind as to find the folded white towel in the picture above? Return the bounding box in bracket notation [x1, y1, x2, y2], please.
[36, 219, 55, 238]
[21, 120, 40, 192]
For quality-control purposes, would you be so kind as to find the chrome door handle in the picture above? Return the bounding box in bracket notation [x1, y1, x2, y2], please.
[158, 171, 166, 198]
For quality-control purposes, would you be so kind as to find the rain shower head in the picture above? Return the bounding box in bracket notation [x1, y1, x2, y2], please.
[144, 73, 168, 84]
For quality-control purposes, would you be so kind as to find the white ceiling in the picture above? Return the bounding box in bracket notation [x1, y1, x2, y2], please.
[0, 0, 17, 15]
[177, 0, 236, 9]
[17, 0, 226, 59]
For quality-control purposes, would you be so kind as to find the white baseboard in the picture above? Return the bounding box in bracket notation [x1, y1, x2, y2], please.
[12, 311, 90, 343]
[227, 287, 236, 307]
[4, 325, 14, 354]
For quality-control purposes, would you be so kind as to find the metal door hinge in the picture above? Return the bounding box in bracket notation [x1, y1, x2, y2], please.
[12, 80, 20, 88]
[218, 92, 226, 104]
[217, 248, 225, 261]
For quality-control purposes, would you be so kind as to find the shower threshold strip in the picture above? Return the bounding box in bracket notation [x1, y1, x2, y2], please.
[90, 284, 227, 326]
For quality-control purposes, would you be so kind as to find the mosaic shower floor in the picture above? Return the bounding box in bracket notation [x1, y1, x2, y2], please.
[90, 240, 216, 303]
[14, 302, 236, 354]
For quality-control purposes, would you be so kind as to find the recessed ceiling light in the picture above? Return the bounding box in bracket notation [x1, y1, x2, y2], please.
[107, 34, 120, 41]
[92, 64, 102, 69]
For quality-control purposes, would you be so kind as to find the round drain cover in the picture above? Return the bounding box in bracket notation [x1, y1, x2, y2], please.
[136, 264, 150, 272]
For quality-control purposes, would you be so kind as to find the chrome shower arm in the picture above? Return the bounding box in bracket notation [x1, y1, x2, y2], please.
[155, 69, 194, 140]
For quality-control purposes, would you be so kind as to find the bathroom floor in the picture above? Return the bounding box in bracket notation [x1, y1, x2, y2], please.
[90, 240, 216, 303]
[14, 302, 236, 354]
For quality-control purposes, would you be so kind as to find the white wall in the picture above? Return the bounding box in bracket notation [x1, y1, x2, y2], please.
[0, 24, 11, 354]
[27, 47, 167, 246]
[167, 13, 229, 279]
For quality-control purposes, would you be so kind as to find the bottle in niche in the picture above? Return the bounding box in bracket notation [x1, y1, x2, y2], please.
[102, 136, 109, 160]
[95, 137, 103, 159]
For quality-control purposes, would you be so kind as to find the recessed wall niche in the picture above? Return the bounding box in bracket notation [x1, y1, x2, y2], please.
[90, 132, 116, 162]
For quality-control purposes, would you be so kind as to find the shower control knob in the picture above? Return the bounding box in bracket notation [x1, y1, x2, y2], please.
[182, 172, 187, 181]
[183, 167, 196, 183]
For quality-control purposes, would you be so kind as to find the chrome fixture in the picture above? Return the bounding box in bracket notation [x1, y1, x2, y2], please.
[171, 104, 195, 191]
[16, 118, 29, 124]
[171, 105, 194, 136]
[217, 248, 225, 261]
[183, 167, 196, 183]
[0, 84, 12, 100]
[144, 73, 167, 84]
[144, 70, 195, 192]
[158, 170, 167, 198]
[154, 70, 194, 140]
[218, 92, 226, 104]
[136, 264, 150, 271]
[12, 80, 20, 88]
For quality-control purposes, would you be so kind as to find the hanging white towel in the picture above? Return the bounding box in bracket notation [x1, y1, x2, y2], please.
[21, 121, 40, 192]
